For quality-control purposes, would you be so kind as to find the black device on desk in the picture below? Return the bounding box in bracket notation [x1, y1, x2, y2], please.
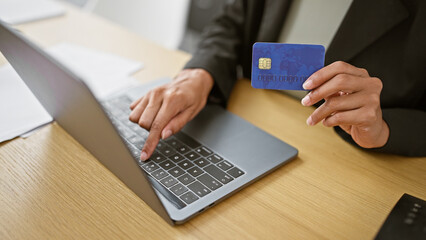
[375, 193, 426, 240]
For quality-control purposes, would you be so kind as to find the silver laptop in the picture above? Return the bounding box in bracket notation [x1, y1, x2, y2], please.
[0, 21, 298, 224]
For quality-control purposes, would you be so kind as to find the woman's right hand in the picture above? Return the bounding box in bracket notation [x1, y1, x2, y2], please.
[129, 68, 214, 161]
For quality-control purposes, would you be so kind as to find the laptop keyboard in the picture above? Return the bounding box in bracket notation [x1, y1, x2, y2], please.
[102, 95, 245, 209]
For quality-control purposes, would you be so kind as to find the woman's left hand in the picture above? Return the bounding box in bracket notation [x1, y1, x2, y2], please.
[301, 61, 389, 148]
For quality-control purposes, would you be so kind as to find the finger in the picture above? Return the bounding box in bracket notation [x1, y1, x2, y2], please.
[161, 108, 197, 139]
[303, 61, 369, 90]
[307, 93, 364, 126]
[325, 92, 341, 100]
[140, 103, 180, 161]
[129, 96, 149, 123]
[130, 96, 143, 110]
[301, 74, 366, 106]
[137, 94, 163, 130]
[339, 125, 352, 134]
[322, 107, 372, 127]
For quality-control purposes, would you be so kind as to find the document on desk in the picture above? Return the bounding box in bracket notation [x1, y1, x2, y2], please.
[0, 42, 143, 142]
[0, 64, 53, 142]
[0, 0, 65, 25]
[46, 43, 143, 99]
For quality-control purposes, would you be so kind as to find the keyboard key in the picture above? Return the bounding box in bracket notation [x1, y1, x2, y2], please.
[101, 100, 113, 109]
[118, 126, 134, 139]
[159, 160, 176, 170]
[160, 176, 178, 188]
[129, 124, 139, 132]
[170, 183, 188, 196]
[105, 110, 114, 119]
[165, 137, 184, 149]
[121, 95, 132, 104]
[177, 173, 195, 185]
[127, 135, 141, 144]
[130, 125, 148, 137]
[174, 132, 201, 149]
[177, 160, 194, 170]
[207, 154, 223, 164]
[198, 174, 222, 191]
[150, 152, 166, 163]
[227, 167, 245, 178]
[148, 175, 186, 209]
[187, 166, 203, 177]
[110, 109, 123, 117]
[151, 169, 168, 180]
[169, 153, 184, 163]
[194, 158, 210, 168]
[113, 95, 132, 106]
[110, 117, 119, 125]
[125, 142, 134, 152]
[142, 162, 159, 173]
[123, 119, 135, 128]
[168, 166, 185, 177]
[123, 107, 132, 115]
[176, 145, 190, 154]
[184, 151, 201, 161]
[204, 165, 233, 184]
[217, 160, 233, 171]
[188, 181, 211, 197]
[156, 142, 167, 150]
[116, 113, 130, 122]
[180, 191, 199, 205]
[128, 145, 141, 159]
[195, 146, 213, 157]
[139, 131, 149, 139]
[132, 139, 145, 149]
[158, 145, 176, 157]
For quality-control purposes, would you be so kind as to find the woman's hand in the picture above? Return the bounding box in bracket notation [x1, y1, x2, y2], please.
[129, 68, 214, 161]
[301, 61, 389, 148]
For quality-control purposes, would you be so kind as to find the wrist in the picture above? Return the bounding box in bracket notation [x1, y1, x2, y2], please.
[179, 68, 214, 93]
[375, 119, 390, 148]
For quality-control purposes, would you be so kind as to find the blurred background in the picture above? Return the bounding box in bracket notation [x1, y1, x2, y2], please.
[62, 0, 230, 53]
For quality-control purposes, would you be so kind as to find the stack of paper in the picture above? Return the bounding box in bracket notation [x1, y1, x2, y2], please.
[0, 0, 65, 25]
[0, 42, 143, 142]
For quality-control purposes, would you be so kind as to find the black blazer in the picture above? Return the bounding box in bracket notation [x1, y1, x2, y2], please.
[184, 0, 426, 156]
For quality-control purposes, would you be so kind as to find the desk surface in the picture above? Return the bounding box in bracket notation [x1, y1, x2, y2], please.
[1, 4, 425, 240]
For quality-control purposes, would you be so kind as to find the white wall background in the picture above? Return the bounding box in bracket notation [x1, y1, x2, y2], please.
[65, 0, 190, 50]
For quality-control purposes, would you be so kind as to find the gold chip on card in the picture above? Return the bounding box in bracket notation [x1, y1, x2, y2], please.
[258, 58, 271, 70]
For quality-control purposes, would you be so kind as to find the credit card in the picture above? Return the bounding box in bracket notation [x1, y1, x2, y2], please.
[251, 42, 325, 90]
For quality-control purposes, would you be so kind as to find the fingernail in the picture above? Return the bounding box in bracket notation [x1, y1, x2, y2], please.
[306, 116, 314, 126]
[301, 95, 310, 106]
[140, 151, 148, 161]
[161, 129, 172, 139]
[303, 79, 312, 90]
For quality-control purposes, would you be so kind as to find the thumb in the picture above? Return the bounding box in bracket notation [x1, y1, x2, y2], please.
[339, 124, 352, 134]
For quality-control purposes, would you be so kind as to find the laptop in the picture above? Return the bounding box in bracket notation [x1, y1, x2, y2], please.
[0, 21, 298, 224]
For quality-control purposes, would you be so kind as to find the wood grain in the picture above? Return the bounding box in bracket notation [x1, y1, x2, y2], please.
[1, 3, 425, 240]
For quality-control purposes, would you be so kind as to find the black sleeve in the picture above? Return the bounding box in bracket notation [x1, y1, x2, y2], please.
[334, 108, 426, 157]
[183, 0, 245, 106]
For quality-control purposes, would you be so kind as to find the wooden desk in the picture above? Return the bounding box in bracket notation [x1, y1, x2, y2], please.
[1, 4, 425, 240]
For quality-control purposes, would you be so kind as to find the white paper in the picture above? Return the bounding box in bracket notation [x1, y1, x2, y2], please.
[0, 64, 52, 142]
[0, 0, 65, 25]
[46, 43, 143, 80]
[0, 42, 143, 142]
[46, 43, 143, 99]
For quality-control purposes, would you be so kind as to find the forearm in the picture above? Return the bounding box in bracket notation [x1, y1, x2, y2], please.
[184, 0, 245, 104]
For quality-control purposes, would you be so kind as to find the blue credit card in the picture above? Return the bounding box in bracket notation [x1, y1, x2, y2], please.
[251, 42, 325, 90]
